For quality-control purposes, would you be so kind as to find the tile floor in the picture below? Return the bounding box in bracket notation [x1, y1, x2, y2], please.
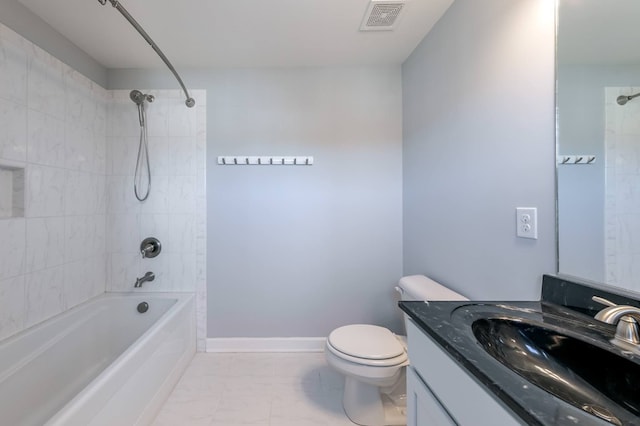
[152, 352, 357, 426]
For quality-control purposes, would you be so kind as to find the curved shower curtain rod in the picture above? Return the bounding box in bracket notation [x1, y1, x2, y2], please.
[97, 0, 195, 108]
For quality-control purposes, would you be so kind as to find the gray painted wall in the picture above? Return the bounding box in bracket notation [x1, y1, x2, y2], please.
[0, 0, 106, 86]
[109, 67, 404, 337]
[557, 64, 640, 283]
[401, 0, 556, 300]
[7, 0, 561, 338]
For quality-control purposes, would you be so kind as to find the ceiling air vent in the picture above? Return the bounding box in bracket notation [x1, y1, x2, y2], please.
[360, 0, 406, 31]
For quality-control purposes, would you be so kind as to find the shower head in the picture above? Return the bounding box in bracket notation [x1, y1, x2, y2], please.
[130, 90, 154, 105]
[617, 92, 640, 106]
[617, 95, 631, 106]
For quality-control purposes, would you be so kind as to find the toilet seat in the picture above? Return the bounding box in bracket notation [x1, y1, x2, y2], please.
[327, 325, 408, 367]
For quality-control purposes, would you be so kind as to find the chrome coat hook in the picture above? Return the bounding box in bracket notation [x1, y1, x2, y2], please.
[557, 155, 596, 165]
[217, 156, 314, 166]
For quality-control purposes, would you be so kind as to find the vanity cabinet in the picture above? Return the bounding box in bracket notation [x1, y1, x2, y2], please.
[407, 367, 456, 425]
[406, 319, 523, 426]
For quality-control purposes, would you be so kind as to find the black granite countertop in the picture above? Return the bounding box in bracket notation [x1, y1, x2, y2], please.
[399, 275, 640, 426]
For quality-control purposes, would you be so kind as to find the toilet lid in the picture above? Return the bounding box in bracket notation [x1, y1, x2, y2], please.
[328, 324, 405, 360]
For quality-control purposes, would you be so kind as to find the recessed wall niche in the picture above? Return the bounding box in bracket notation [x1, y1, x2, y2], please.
[0, 163, 25, 219]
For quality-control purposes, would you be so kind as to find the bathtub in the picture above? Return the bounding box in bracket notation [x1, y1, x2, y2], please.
[0, 292, 195, 426]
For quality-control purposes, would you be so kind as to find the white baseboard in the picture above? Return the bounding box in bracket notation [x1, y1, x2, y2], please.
[206, 337, 325, 353]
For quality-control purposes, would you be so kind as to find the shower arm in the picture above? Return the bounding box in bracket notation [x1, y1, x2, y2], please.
[98, 0, 195, 108]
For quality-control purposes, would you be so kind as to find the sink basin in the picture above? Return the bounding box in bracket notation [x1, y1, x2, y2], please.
[472, 318, 640, 424]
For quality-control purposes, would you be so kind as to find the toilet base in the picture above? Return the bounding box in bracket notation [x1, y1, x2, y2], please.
[343, 376, 406, 426]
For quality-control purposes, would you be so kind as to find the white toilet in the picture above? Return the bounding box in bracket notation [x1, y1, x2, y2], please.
[325, 275, 468, 426]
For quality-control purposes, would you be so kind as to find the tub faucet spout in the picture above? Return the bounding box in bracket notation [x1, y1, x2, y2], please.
[134, 272, 155, 288]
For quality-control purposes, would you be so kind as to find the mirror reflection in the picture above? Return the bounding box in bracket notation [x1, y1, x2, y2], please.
[557, 0, 640, 292]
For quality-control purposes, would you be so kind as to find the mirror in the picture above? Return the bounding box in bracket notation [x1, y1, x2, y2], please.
[557, 0, 640, 293]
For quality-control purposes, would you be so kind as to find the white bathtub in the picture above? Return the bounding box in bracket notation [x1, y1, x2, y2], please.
[0, 292, 195, 426]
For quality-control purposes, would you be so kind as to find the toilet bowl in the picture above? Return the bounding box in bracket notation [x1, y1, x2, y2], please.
[325, 275, 467, 426]
[326, 324, 409, 426]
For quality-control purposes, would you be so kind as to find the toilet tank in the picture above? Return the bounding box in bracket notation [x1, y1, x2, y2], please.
[395, 275, 468, 301]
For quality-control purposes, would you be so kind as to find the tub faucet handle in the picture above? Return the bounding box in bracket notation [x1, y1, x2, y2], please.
[140, 237, 161, 258]
[141, 244, 154, 258]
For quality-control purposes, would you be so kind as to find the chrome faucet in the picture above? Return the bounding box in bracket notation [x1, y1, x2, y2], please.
[134, 271, 155, 288]
[593, 296, 640, 353]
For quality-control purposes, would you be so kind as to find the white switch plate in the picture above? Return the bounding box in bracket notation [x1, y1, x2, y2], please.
[516, 207, 538, 239]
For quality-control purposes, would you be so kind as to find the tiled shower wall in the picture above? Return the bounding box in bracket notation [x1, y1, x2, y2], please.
[106, 90, 207, 349]
[605, 86, 640, 291]
[0, 23, 207, 347]
[0, 23, 108, 340]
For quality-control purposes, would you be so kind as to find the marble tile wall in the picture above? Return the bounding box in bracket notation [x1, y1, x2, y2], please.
[605, 87, 640, 291]
[106, 90, 207, 350]
[0, 23, 108, 340]
[0, 23, 207, 348]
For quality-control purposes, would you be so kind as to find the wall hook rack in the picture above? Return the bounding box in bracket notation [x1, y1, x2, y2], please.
[218, 156, 314, 166]
[557, 155, 596, 165]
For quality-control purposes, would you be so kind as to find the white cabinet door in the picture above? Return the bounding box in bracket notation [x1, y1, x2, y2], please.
[407, 367, 457, 426]
[407, 320, 523, 426]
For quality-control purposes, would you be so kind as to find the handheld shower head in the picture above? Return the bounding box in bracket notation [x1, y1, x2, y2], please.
[617, 92, 640, 106]
[130, 90, 144, 105]
[131, 90, 154, 127]
[617, 95, 630, 106]
[130, 90, 154, 105]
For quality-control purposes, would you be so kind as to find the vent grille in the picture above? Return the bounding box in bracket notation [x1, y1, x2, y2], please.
[360, 1, 406, 31]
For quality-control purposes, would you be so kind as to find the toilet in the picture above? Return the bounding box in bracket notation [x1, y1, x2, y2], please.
[325, 275, 468, 426]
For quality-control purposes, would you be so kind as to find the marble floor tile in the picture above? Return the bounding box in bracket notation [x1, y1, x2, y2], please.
[151, 352, 356, 426]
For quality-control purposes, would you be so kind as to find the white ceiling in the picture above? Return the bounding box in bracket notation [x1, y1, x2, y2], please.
[19, 0, 454, 69]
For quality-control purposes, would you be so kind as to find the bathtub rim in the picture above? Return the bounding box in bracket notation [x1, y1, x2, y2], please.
[0, 291, 193, 350]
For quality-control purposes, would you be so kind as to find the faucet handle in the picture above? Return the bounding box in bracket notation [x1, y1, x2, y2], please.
[140, 237, 161, 259]
[592, 295, 617, 307]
